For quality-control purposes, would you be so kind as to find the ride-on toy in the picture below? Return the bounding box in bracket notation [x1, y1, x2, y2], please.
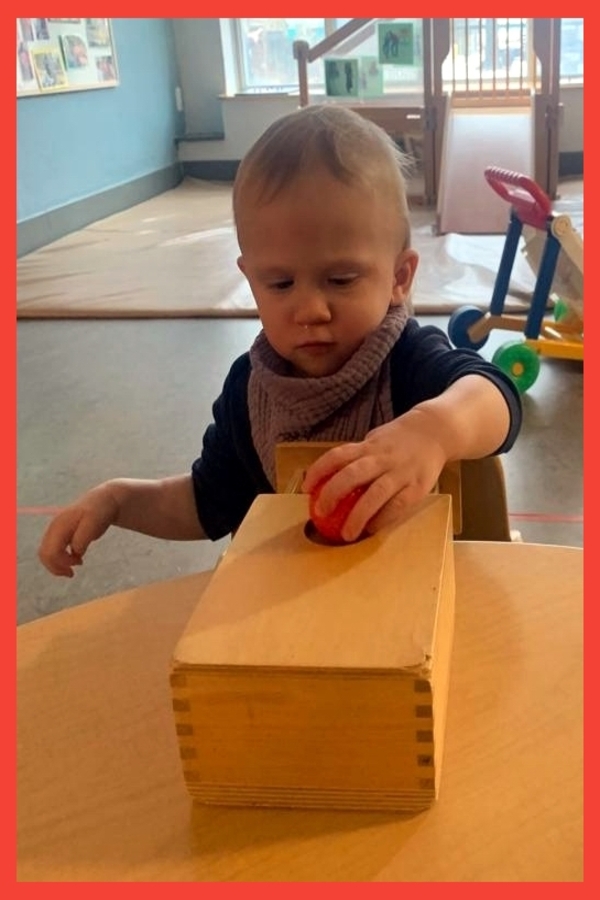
[448, 166, 583, 393]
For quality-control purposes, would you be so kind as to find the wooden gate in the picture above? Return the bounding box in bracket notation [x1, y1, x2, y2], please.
[431, 18, 561, 199]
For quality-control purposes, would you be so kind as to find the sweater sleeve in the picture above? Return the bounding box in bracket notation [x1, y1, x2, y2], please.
[391, 319, 522, 454]
[190, 353, 272, 541]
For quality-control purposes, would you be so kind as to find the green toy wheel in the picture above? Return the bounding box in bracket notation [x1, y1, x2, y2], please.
[553, 298, 569, 322]
[492, 340, 541, 393]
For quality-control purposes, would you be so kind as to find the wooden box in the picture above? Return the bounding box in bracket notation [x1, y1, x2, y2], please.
[170, 492, 455, 812]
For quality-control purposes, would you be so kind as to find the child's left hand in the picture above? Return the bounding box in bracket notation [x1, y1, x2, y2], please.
[302, 411, 448, 542]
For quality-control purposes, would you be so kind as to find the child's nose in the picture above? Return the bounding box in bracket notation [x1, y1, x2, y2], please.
[293, 287, 332, 325]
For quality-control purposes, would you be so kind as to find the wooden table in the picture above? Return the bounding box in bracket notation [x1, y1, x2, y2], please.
[17, 542, 583, 882]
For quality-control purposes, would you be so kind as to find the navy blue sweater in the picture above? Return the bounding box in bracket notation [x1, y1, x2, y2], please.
[191, 319, 522, 540]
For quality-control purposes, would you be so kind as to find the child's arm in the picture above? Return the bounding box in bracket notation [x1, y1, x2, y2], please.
[38, 474, 205, 578]
[302, 374, 512, 542]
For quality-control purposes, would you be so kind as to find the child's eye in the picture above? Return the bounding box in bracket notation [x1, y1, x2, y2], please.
[329, 275, 358, 286]
[269, 279, 294, 291]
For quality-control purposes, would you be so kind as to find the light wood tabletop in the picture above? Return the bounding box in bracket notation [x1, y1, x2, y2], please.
[17, 541, 583, 882]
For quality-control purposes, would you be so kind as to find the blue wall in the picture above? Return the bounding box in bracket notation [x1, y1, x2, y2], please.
[17, 18, 184, 223]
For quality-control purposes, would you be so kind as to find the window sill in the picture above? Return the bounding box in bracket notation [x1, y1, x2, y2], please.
[219, 91, 299, 100]
[176, 132, 225, 142]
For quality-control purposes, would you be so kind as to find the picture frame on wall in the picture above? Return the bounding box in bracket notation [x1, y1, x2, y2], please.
[17, 17, 119, 96]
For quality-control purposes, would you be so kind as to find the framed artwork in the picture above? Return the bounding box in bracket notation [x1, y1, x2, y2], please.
[324, 58, 360, 98]
[17, 17, 118, 96]
[359, 57, 384, 98]
[378, 22, 416, 66]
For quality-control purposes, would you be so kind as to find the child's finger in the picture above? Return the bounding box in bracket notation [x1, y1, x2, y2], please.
[39, 547, 80, 578]
[301, 443, 359, 494]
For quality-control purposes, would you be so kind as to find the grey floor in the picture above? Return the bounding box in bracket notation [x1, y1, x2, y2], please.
[17, 308, 583, 626]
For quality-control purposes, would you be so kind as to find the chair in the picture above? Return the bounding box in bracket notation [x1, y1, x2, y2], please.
[447, 456, 513, 541]
[275, 442, 513, 542]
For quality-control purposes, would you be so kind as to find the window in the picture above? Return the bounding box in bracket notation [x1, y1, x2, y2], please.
[235, 18, 330, 92]
[230, 18, 582, 94]
[232, 18, 424, 96]
[560, 18, 583, 83]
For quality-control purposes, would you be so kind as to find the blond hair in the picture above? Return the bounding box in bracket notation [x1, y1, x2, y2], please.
[233, 104, 413, 248]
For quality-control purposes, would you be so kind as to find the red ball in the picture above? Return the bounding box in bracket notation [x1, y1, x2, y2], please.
[308, 476, 367, 543]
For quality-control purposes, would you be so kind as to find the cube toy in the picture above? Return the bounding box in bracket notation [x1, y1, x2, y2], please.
[170, 491, 455, 812]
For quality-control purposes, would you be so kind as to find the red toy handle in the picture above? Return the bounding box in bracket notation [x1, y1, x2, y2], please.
[484, 166, 552, 229]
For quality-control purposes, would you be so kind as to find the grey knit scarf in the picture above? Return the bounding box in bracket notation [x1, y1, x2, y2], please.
[248, 305, 409, 486]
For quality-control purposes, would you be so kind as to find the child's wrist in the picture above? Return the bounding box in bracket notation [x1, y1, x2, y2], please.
[93, 479, 127, 524]
[401, 404, 458, 463]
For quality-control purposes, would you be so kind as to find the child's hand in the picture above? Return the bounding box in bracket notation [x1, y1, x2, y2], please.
[308, 476, 367, 543]
[38, 485, 119, 577]
[302, 411, 447, 542]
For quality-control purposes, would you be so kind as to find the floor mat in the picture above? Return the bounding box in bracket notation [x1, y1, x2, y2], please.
[17, 177, 583, 320]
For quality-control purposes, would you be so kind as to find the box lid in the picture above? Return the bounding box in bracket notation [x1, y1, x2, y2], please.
[173, 493, 453, 674]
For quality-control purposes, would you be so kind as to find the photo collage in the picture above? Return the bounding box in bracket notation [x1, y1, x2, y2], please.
[17, 18, 118, 96]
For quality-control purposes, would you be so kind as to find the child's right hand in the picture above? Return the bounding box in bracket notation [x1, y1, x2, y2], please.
[38, 485, 119, 577]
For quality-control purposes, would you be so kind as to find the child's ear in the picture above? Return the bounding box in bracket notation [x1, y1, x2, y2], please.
[237, 256, 246, 275]
[390, 249, 419, 306]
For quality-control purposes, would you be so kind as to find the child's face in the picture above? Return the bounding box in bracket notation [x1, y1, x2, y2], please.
[237, 168, 418, 377]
